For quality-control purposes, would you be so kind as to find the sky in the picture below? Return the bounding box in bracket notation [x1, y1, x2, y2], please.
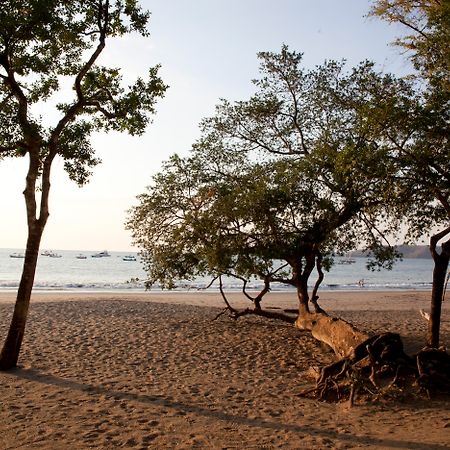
[0, 0, 409, 252]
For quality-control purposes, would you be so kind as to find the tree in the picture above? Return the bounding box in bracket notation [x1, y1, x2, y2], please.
[370, 0, 450, 347]
[128, 47, 450, 399]
[0, 0, 167, 370]
[128, 48, 412, 356]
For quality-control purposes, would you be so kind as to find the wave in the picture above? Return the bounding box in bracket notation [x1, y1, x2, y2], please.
[0, 279, 432, 292]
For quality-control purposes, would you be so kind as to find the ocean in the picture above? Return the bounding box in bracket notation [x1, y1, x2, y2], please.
[0, 248, 434, 293]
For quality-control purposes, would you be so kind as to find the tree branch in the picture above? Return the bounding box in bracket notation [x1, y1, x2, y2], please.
[430, 226, 450, 260]
[49, 0, 109, 151]
[230, 307, 297, 323]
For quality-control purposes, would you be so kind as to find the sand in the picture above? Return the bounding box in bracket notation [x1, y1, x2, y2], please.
[0, 290, 449, 449]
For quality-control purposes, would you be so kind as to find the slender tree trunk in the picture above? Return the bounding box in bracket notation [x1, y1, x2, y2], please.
[0, 223, 44, 369]
[0, 146, 50, 370]
[428, 237, 450, 348]
[297, 281, 310, 315]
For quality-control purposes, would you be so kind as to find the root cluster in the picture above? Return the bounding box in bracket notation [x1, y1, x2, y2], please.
[299, 332, 450, 404]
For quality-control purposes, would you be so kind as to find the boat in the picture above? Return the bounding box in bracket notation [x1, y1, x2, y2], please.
[76, 254, 87, 259]
[338, 257, 356, 265]
[10, 252, 25, 258]
[122, 255, 137, 262]
[91, 250, 111, 258]
[41, 250, 62, 258]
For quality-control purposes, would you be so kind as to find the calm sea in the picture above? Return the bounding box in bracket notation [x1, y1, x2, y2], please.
[0, 248, 434, 293]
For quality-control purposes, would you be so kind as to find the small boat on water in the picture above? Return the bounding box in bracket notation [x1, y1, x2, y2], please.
[338, 257, 356, 265]
[91, 250, 111, 258]
[122, 255, 137, 262]
[10, 252, 25, 258]
[41, 250, 62, 258]
[76, 254, 87, 259]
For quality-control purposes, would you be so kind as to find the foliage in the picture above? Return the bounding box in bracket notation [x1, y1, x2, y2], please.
[369, 0, 449, 94]
[0, 0, 167, 184]
[369, 0, 449, 237]
[370, 0, 449, 348]
[127, 48, 410, 295]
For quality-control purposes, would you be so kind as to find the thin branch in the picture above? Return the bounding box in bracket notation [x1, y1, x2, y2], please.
[200, 275, 220, 290]
[49, 1, 109, 151]
[217, 273, 296, 323]
[311, 252, 327, 314]
[396, 17, 429, 40]
[231, 307, 297, 324]
[218, 275, 238, 314]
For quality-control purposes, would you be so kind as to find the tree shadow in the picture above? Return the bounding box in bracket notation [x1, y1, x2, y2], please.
[6, 367, 447, 450]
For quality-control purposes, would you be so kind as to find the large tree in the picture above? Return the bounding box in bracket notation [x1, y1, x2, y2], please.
[0, 0, 167, 370]
[128, 47, 450, 398]
[370, 0, 450, 347]
[127, 48, 414, 358]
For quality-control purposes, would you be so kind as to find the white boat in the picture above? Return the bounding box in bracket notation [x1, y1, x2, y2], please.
[10, 252, 25, 258]
[91, 250, 111, 258]
[76, 254, 87, 259]
[122, 255, 137, 262]
[41, 250, 62, 258]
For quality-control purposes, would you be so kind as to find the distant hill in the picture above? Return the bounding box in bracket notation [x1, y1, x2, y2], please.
[351, 245, 431, 259]
[397, 245, 431, 259]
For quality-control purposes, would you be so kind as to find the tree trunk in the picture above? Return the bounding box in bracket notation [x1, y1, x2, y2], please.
[287, 251, 369, 358]
[0, 224, 44, 370]
[428, 236, 450, 348]
[295, 312, 369, 358]
[0, 145, 49, 371]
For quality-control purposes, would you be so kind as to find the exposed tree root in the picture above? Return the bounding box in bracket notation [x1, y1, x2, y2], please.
[298, 332, 450, 404]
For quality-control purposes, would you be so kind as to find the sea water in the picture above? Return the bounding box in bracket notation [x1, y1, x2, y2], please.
[0, 248, 434, 293]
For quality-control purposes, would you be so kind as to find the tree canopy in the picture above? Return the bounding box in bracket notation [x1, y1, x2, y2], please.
[0, 0, 166, 184]
[369, 0, 449, 94]
[370, 0, 449, 347]
[127, 43, 450, 398]
[127, 48, 414, 312]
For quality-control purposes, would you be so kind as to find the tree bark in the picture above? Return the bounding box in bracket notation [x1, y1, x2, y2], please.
[428, 233, 450, 348]
[290, 250, 369, 358]
[295, 312, 369, 358]
[0, 145, 49, 370]
[0, 223, 44, 369]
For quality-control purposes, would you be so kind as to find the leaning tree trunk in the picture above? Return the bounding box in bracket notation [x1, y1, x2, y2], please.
[295, 312, 369, 359]
[0, 148, 51, 370]
[295, 278, 369, 358]
[0, 222, 45, 370]
[292, 251, 370, 358]
[428, 231, 450, 348]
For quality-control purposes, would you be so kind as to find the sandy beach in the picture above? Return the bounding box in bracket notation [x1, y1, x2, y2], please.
[0, 290, 449, 449]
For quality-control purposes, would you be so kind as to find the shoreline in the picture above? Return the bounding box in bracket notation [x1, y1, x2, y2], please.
[0, 289, 438, 310]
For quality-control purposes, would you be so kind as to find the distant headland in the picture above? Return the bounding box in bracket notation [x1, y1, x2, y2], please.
[351, 244, 431, 259]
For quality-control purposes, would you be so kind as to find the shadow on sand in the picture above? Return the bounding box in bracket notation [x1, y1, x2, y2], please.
[7, 367, 447, 450]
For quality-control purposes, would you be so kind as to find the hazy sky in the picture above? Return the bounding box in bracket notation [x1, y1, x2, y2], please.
[0, 0, 408, 252]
